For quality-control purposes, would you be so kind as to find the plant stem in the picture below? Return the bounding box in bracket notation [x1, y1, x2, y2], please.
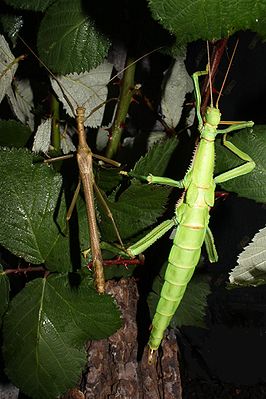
[87, 257, 144, 270]
[3, 266, 46, 275]
[51, 94, 61, 151]
[105, 56, 136, 159]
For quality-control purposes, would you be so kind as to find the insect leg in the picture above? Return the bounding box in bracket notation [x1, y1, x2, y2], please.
[204, 226, 218, 263]
[215, 133, 255, 184]
[192, 67, 209, 129]
[127, 218, 176, 257]
[120, 171, 185, 189]
[66, 179, 81, 221]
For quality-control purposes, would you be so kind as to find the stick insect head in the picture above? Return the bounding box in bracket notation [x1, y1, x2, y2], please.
[205, 106, 221, 126]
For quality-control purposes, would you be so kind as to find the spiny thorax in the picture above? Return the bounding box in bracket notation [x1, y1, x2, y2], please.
[186, 106, 220, 189]
[200, 106, 221, 141]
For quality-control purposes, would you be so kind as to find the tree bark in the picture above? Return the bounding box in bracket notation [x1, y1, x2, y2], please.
[64, 278, 182, 399]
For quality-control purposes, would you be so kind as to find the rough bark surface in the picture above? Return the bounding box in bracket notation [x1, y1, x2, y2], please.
[72, 278, 183, 399]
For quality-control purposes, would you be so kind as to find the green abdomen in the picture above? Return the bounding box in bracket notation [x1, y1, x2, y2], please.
[148, 204, 209, 350]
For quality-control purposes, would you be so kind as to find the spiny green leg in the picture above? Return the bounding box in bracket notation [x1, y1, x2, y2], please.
[121, 171, 185, 189]
[120, 171, 183, 256]
[205, 227, 218, 263]
[192, 67, 208, 129]
[99, 220, 175, 258]
[215, 128, 255, 184]
[147, 174, 185, 188]
[100, 241, 131, 258]
[216, 121, 254, 135]
[127, 218, 176, 257]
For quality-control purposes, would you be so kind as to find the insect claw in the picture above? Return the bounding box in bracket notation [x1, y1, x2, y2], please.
[148, 348, 156, 365]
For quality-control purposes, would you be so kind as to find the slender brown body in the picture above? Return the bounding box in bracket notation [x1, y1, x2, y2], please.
[76, 106, 105, 293]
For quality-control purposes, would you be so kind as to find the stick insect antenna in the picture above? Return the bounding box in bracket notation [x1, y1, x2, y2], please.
[206, 41, 213, 107]
[216, 38, 239, 108]
[108, 46, 164, 85]
[18, 35, 76, 116]
[19, 36, 163, 116]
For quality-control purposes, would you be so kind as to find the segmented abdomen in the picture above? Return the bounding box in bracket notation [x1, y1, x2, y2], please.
[148, 203, 209, 351]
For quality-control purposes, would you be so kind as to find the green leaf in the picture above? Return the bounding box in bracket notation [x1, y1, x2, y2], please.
[0, 146, 122, 272]
[133, 137, 178, 176]
[3, 274, 122, 399]
[4, 0, 56, 12]
[99, 138, 177, 242]
[0, 148, 71, 270]
[161, 58, 194, 129]
[37, 0, 111, 74]
[215, 125, 266, 203]
[0, 120, 32, 147]
[32, 118, 52, 153]
[50, 62, 113, 126]
[148, 262, 211, 328]
[148, 0, 266, 45]
[0, 35, 19, 104]
[95, 164, 122, 193]
[98, 139, 178, 244]
[0, 266, 10, 324]
[229, 226, 266, 287]
[44, 195, 91, 271]
[6, 78, 35, 131]
[100, 183, 172, 242]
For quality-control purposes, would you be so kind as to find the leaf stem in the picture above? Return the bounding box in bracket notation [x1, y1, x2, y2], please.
[105, 56, 136, 159]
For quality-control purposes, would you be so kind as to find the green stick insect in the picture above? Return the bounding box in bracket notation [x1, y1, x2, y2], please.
[123, 43, 256, 362]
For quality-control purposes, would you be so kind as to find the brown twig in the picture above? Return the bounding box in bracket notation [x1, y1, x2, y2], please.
[3, 266, 46, 275]
[87, 257, 145, 270]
